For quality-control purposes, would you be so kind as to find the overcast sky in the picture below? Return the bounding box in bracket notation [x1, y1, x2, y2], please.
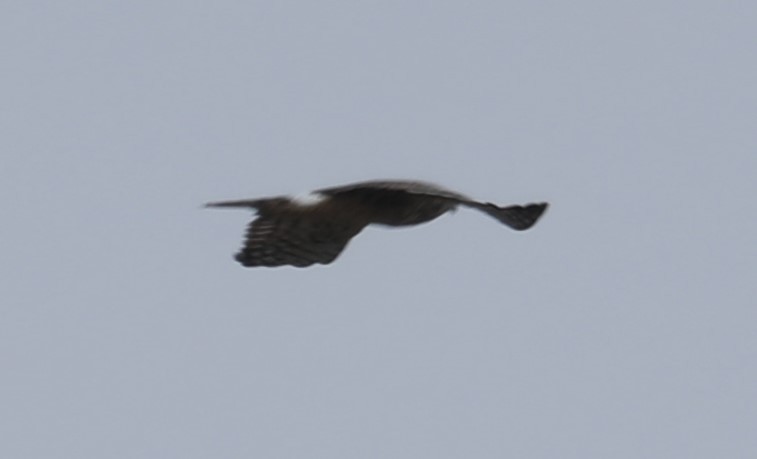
[2, 1, 756, 458]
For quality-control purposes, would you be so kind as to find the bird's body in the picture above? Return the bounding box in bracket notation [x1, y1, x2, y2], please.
[206, 179, 548, 268]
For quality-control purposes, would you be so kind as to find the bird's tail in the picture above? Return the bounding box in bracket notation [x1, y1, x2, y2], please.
[466, 201, 549, 230]
[204, 199, 268, 209]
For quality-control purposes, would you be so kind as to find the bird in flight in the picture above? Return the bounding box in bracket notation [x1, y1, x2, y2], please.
[206, 180, 548, 268]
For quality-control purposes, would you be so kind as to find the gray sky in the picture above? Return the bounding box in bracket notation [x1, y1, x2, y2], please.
[2, 1, 756, 457]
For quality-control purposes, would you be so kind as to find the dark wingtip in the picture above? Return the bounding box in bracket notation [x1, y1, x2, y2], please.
[513, 202, 549, 230]
[480, 201, 549, 230]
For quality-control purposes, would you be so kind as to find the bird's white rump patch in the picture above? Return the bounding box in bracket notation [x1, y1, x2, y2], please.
[290, 192, 327, 207]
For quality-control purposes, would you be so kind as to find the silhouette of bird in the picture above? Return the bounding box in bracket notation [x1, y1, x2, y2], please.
[206, 180, 548, 268]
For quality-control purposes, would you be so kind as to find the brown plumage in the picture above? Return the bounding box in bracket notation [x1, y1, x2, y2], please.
[206, 180, 548, 268]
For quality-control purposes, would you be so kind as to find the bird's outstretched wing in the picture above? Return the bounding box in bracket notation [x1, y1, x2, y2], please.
[461, 201, 549, 230]
[319, 180, 548, 230]
[316, 179, 469, 201]
[233, 207, 366, 268]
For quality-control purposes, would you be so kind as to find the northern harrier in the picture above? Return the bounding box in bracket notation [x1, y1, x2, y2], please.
[206, 180, 548, 268]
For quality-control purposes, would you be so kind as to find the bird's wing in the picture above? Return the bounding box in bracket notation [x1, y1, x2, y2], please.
[317, 180, 548, 229]
[316, 180, 469, 201]
[234, 210, 367, 268]
[461, 201, 549, 230]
